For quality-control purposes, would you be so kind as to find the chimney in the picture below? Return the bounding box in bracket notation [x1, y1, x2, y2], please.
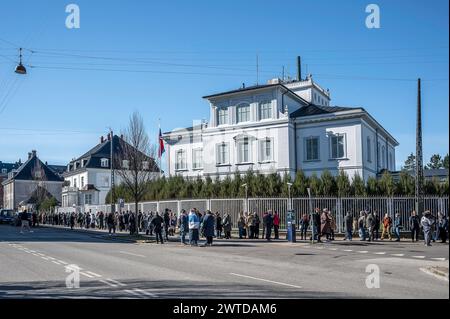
[120, 134, 124, 139]
[297, 56, 302, 81]
[100, 136, 104, 143]
[32, 150, 36, 157]
[28, 152, 32, 159]
[242, 83, 245, 89]
[107, 133, 111, 141]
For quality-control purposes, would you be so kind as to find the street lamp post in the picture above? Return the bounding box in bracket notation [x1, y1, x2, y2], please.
[241, 183, 248, 212]
[287, 182, 293, 210]
[307, 187, 314, 244]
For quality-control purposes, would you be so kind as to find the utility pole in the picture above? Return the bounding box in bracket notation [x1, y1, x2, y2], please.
[110, 128, 115, 215]
[415, 78, 424, 215]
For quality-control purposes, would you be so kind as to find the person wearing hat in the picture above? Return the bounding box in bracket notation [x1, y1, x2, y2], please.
[421, 210, 434, 246]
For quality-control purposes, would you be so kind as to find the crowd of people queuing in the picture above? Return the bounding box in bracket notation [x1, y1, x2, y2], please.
[31, 207, 448, 247]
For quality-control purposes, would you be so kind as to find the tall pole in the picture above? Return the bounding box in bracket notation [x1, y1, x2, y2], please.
[110, 129, 115, 215]
[415, 78, 424, 215]
[307, 188, 314, 244]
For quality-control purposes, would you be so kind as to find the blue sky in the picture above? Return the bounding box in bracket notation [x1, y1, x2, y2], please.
[0, 0, 448, 170]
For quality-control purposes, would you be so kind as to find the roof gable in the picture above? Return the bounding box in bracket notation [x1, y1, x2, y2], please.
[12, 155, 64, 182]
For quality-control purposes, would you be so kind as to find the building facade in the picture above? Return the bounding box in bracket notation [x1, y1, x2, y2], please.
[163, 75, 398, 181]
[1, 151, 64, 210]
[62, 134, 159, 207]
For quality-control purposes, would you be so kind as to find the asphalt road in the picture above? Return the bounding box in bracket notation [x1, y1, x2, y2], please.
[0, 224, 448, 299]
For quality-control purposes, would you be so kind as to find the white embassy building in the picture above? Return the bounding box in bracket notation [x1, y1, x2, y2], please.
[163, 71, 398, 182]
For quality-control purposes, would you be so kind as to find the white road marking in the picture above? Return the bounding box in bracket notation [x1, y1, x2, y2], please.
[133, 288, 157, 297]
[40, 256, 50, 260]
[328, 248, 338, 251]
[80, 272, 95, 278]
[431, 258, 446, 261]
[36, 253, 45, 256]
[412, 256, 425, 259]
[85, 271, 102, 278]
[358, 251, 368, 254]
[343, 249, 353, 252]
[57, 260, 68, 265]
[229, 273, 302, 289]
[391, 253, 404, 257]
[100, 279, 118, 287]
[374, 252, 386, 255]
[52, 261, 61, 265]
[118, 251, 145, 258]
[46, 257, 56, 260]
[106, 278, 126, 287]
[32, 253, 40, 256]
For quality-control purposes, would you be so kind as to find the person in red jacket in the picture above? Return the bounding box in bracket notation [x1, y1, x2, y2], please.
[273, 211, 280, 239]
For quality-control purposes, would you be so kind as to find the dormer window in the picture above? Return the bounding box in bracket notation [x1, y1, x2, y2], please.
[122, 160, 129, 169]
[142, 161, 149, 170]
[100, 158, 109, 168]
[1, 168, 7, 174]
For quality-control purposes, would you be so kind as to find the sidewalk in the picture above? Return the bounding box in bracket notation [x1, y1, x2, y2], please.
[38, 223, 445, 247]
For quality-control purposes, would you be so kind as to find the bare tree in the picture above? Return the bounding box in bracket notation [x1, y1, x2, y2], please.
[114, 111, 158, 235]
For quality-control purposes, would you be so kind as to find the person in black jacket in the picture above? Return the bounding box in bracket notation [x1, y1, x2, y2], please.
[152, 212, 164, 244]
[69, 213, 76, 230]
[264, 212, 273, 241]
[409, 210, 420, 242]
[215, 212, 223, 239]
[163, 209, 170, 240]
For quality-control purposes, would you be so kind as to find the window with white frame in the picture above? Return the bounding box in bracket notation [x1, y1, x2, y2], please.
[259, 138, 272, 162]
[216, 143, 229, 165]
[1, 168, 7, 174]
[305, 136, 320, 161]
[259, 100, 272, 120]
[100, 158, 109, 168]
[192, 149, 203, 169]
[237, 138, 250, 163]
[217, 107, 228, 125]
[367, 137, 372, 162]
[236, 103, 250, 123]
[73, 178, 77, 188]
[85, 194, 92, 205]
[175, 150, 186, 170]
[330, 134, 345, 159]
[81, 176, 85, 188]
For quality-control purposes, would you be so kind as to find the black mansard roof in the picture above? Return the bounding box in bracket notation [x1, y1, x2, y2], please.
[66, 135, 160, 175]
[290, 104, 360, 118]
[4, 154, 64, 183]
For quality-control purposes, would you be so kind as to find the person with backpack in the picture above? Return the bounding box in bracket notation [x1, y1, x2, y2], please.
[223, 213, 232, 239]
[358, 211, 367, 241]
[299, 213, 309, 240]
[421, 211, 434, 247]
[381, 213, 392, 240]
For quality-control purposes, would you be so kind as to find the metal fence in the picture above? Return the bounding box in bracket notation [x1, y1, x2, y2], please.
[56, 196, 448, 233]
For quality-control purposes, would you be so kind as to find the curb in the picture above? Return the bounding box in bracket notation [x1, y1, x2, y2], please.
[420, 267, 449, 282]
